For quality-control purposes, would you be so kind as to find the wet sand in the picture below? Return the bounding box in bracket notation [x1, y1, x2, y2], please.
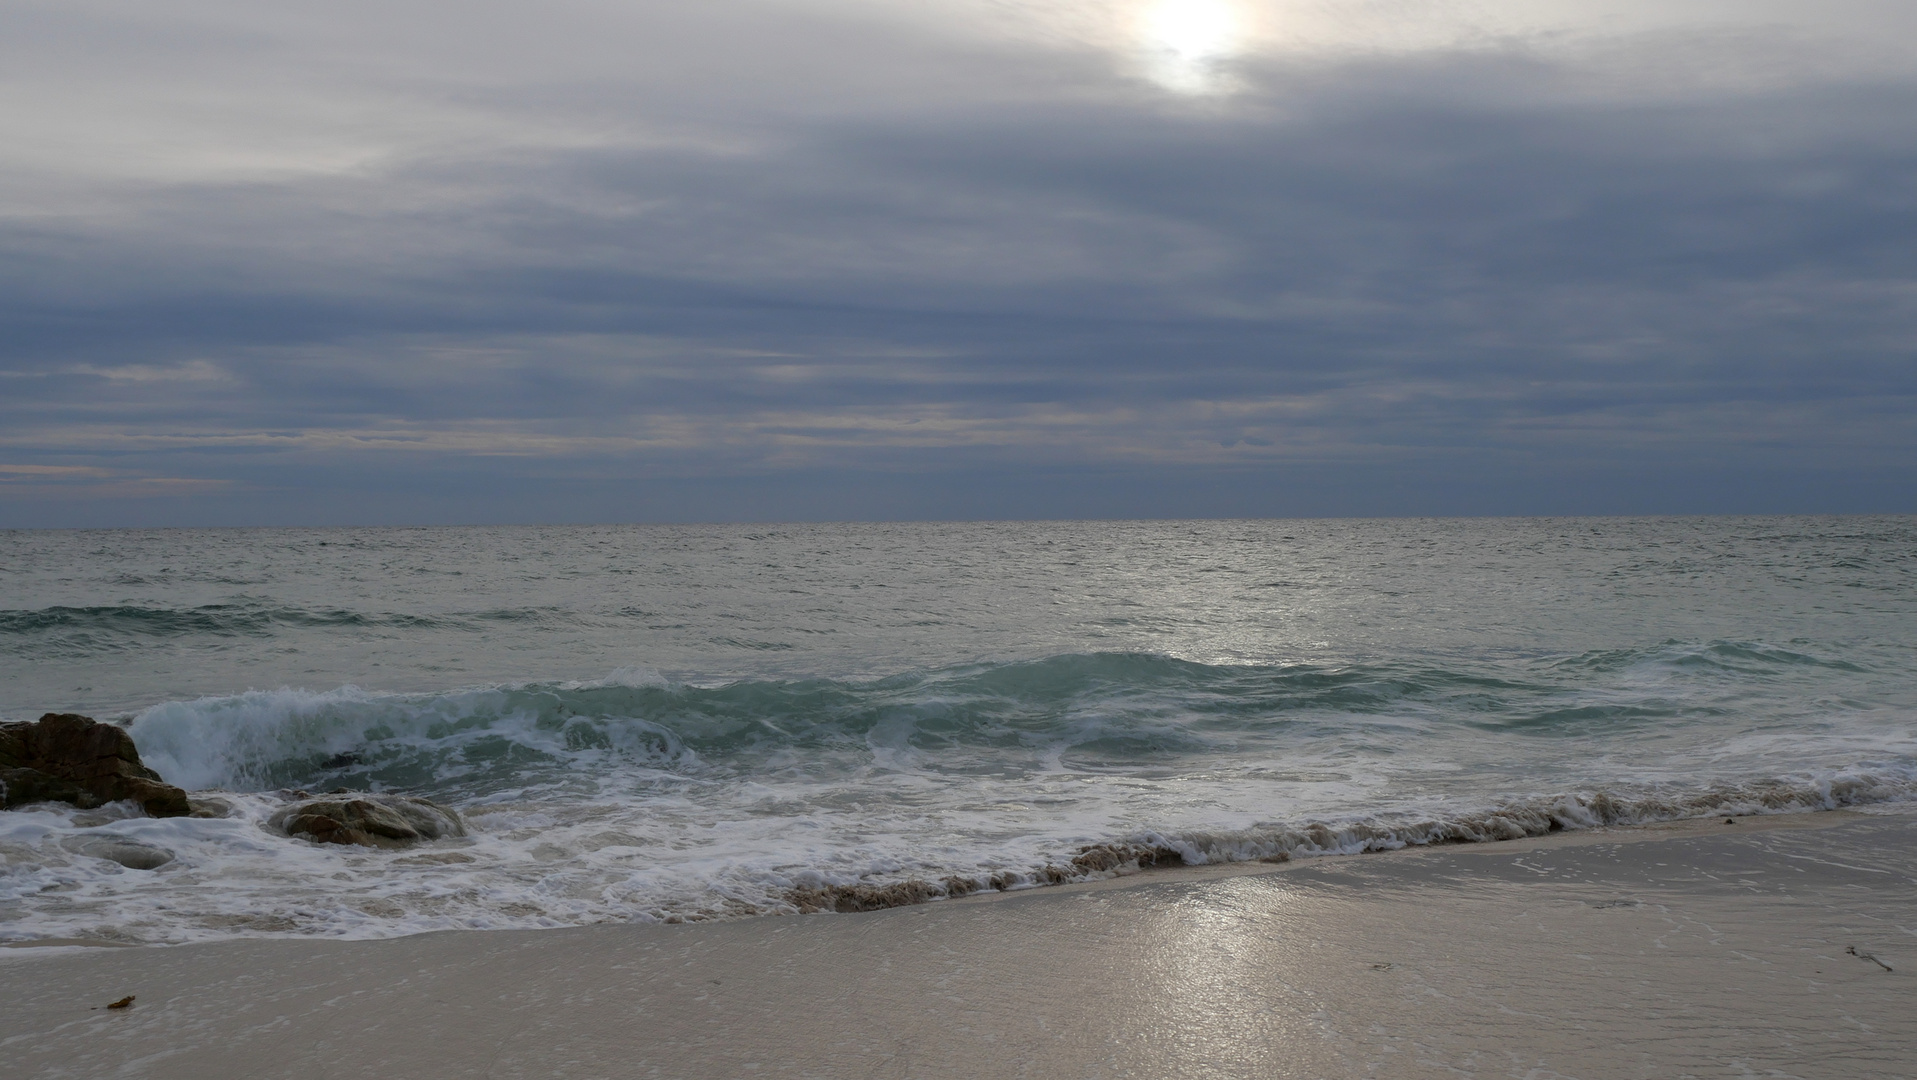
[4, 807, 1913, 1079]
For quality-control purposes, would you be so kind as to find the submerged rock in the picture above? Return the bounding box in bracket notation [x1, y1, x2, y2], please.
[61, 835, 175, 870]
[0, 713, 190, 817]
[268, 794, 465, 849]
[186, 794, 239, 819]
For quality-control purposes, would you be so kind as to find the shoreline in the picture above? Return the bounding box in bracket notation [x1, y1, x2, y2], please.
[1, 798, 1894, 949]
[977, 800, 1895, 889]
[0, 799, 1899, 949]
[768, 799, 1917, 918]
[4, 804, 1911, 1078]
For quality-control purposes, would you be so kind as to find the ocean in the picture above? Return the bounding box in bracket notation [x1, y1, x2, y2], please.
[2, 516, 1913, 944]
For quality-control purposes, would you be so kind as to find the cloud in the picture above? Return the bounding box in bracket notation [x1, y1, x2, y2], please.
[1, 1, 1913, 524]
[0, 462, 232, 501]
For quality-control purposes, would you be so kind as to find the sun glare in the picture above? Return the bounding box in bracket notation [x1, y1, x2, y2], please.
[1139, 0, 1241, 94]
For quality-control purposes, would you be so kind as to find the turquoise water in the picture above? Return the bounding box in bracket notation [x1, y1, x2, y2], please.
[1, 517, 1913, 941]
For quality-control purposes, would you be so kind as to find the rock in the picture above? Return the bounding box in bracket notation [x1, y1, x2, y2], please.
[187, 795, 239, 819]
[268, 794, 465, 849]
[0, 767, 94, 809]
[0, 713, 190, 817]
[60, 835, 176, 870]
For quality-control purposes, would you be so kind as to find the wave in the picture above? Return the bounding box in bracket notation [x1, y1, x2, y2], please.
[1552, 638, 1872, 675]
[6, 644, 1909, 942]
[0, 603, 568, 653]
[122, 644, 1885, 795]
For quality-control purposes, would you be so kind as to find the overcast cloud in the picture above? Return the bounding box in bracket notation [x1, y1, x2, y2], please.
[3, 0, 1913, 525]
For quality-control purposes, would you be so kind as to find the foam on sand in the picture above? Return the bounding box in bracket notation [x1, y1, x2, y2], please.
[3, 807, 1911, 1079]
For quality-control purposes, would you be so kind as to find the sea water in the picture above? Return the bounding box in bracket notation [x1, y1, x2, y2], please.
[1, 517, 1913, 942]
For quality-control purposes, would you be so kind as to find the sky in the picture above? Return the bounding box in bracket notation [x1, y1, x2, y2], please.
[2, 0, 1913, 527]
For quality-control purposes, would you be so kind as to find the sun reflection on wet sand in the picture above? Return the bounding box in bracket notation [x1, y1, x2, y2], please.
[1131, 877, 1321, 1070]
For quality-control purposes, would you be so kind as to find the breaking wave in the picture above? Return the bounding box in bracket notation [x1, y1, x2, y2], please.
[5, 642, 1912, 944]
[125, 644, 1876, 795]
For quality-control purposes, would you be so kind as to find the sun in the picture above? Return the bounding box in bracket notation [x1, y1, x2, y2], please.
[1144, 0, 1237, 60]
[1138, 0, 1241, 93]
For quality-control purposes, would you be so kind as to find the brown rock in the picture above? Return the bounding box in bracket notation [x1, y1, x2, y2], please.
[0, 767, 94, 809]
[268, 794, 465, 849]
[0, 713, 190, 817]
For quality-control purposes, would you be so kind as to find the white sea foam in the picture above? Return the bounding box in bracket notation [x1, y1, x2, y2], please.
[5, 771, 1912, 942]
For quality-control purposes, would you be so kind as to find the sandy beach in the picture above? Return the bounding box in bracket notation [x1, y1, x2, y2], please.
[5, 806, 1912, 1079]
